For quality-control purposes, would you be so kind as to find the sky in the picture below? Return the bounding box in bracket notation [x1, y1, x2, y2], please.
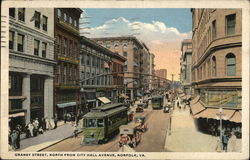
[81, 8, 192, 80]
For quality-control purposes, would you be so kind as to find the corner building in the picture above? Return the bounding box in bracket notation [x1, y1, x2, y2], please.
[191, 9, 242, 135]
[9, 8, 55, 129]
[54, 8, 82, 120]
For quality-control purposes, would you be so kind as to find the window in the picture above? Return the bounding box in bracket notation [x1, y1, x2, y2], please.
[212, 20, 216, 40]
[74, 19, 77, 27]
[34, 11, 41, 29]
[17, 34, 24, 52]
[69, 17, 73, 25]
[212, 56, 216, 77]
[87, 55, 90, 65]
[42, 16, 48, 31]
[74, 66, 77, 81]
[57, 9, 61, 18]
[18, 8, 25, 22]
[122, 43, 127, 51]
[69, 40, 73, 56]
[226, 53, 236, 76]
[42, 42, 47, 57]
[57, 35, 62, 55]
[64, 13, 68, 22]
[34, 39, 40, 56]
[114, 41, 119, 50]
[57, 64, 61, 83]
[226, 14, 236, 35]
[9, 74, 23, 96]
[64, 38, 68, 55]
[64, 65, 67, 84]
[92, 57, 96, 66]
[9, 8, 15, 18]
[123, 52, 127, 57]
[106, 42, 111, 49]
[81, 54, 85, 65]
[74, 42, 78, 58]
[69, 65, 72, 81]
[9, 31, 14, 50]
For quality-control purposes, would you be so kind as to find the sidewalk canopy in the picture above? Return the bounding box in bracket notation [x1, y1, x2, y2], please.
[190, 101, 206, 115]
[186, 95, 192, 100]
[194, 108, 236, 120]
[119, 93, 129, 99]
[57, 102, 76, 108]
[229, 111, 241, 123]
[97, 97, 111, 104]
[190, 96, 200, 105]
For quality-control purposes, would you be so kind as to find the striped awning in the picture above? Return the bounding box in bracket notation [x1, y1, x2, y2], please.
[97, 97, 111, 104]
[229, 111, 241, 123]
[194, 108, 236, 120]
[190, 96, 200, 105]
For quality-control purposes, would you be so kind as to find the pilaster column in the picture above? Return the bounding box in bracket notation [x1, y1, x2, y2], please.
[44, 77, 54, 119]
[22, 74, 30, 124]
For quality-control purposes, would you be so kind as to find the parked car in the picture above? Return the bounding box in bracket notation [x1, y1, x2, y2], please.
[163, 106, 170, 113]
[136, 105, 144, 113]
[119, 124, 141, 148]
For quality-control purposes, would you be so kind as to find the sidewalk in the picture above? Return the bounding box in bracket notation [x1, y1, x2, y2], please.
[16, 120, 83, 152]
[164, 101, 218, 152]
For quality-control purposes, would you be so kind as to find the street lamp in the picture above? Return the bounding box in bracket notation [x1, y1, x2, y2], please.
[216, 107, 226, 152]
[80, 87, 85, 114]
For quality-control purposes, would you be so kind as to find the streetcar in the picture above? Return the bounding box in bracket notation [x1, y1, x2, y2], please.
[151, 95, 164, 109]
[82, 103, 128, 144]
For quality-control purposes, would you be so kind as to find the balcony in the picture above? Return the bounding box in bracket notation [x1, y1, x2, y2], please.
[57, 19, 80, 36]
[57, 55, 79, 64]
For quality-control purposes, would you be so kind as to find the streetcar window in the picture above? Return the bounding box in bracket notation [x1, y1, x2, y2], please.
[97, 119, 104, 127]
[88, 119, 96, 127]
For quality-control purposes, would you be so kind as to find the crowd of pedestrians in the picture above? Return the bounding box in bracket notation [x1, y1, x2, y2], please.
[9, 115, 58, 151]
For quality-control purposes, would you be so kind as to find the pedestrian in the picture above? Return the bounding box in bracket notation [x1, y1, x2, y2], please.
[54, 114, 58, 129]
[45, 117, 52, 130]
[33, 119, 39, 136]
[228, 132, 237, 152]
[222, 132, 229, 152]
[25, 123, 30, 138]
[42, 117, 46, 131]
[10, 130, 18, 149]
[73, 124, 78, 138]
[15, 125, 22, 149]
[28, 122, 34, 137]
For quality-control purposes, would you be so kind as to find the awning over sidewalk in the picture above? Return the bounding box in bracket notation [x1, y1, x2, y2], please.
[190, 96, 200, 105]
[97, 97, 111, 104]
[194, 108, 236, 120]
[186, 95, 192, 100]
[190, 101, 206, 115]
[57, 102, 76, 108]
[229, 111, 241, 123]
[119, 93, 129, 99]
[9, 111, 25, 118]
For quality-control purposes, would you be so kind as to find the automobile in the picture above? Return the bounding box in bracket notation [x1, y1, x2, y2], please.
[143, 99, 149, 105]
[134, 116, 147, 132]
[163, 106, 170, 113]
[119, 124, 141, 148]
[135, 105, 144, 113]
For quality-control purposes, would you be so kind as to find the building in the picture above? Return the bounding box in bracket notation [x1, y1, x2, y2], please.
[149, 53, 157, 90]
[140, 43, 151, 94]
[79, 36, 115, 110]
[92, 37, 146, 101]
[180, 39, 192, 95]
[54, 8, 82, 120]
[155, 69, 167, 79]
[191, 9, 242, 135]
[9, 8, 55, 129]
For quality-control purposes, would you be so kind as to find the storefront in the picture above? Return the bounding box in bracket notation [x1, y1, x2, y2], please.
[57, 102, 77, 120]
[9, 110, 26, 131]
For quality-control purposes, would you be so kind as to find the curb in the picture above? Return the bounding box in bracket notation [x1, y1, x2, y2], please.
[37, 130, 83, 152]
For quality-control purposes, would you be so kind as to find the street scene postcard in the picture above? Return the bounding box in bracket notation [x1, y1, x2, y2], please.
[0, 0, 249, 159]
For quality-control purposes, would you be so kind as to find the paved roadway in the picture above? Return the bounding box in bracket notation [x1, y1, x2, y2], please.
[43, 98, 171, 152]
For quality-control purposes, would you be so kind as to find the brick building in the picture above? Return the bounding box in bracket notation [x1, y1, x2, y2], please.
[54, 8, 82, 120]
[191, 9, 242, 135]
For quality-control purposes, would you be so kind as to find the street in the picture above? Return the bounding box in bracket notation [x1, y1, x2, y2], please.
[42, 98, 171, 152]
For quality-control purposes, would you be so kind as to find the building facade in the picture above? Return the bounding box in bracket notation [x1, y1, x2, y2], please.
[180, 39, 192, 95]
[191, 9, 242, 133]
[80, 36, 114, 110]
[92, 37, 145, 101]
[54, 8, 82, 120]
[9, 8, 55, 128]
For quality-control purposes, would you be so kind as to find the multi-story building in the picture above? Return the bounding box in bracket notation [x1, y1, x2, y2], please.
[191, 9, 242, 133]
[155, 69, 167, 79]
[9, 8, 55, 129]
[79, 36, 114, 110]
[180, 39, 192, 95]
[92, 37, 145, 101]
[54, 8, 82, 120]
[155, 69, 169, 90]
[149, 53, 157, 90]
[140, 43, 151, 94]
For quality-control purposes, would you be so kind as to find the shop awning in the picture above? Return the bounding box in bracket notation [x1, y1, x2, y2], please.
[9, 96, 26, 100]
[229, 111, 241, 123]
[9, 111, 25, 118]
[194, 108, 236, 120]
[119, 93, 129, 99]
[97, 97, 111, 104]
[190, 101, 206, 115]
[57, 102, 76, 108]
[186, 95, 192, 100]
[190, 96, 200, 105]
[87, 99, 96, 103]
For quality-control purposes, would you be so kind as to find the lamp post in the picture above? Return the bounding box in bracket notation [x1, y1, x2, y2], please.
[216, 107, 225, 152]
[80, 87, 85, 114]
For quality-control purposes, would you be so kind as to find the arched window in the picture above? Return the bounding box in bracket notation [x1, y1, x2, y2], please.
[212, 56, 216, 77]
[226, 53, 236, 76]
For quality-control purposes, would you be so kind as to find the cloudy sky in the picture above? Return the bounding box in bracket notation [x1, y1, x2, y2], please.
[80, 8, 192, 80]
